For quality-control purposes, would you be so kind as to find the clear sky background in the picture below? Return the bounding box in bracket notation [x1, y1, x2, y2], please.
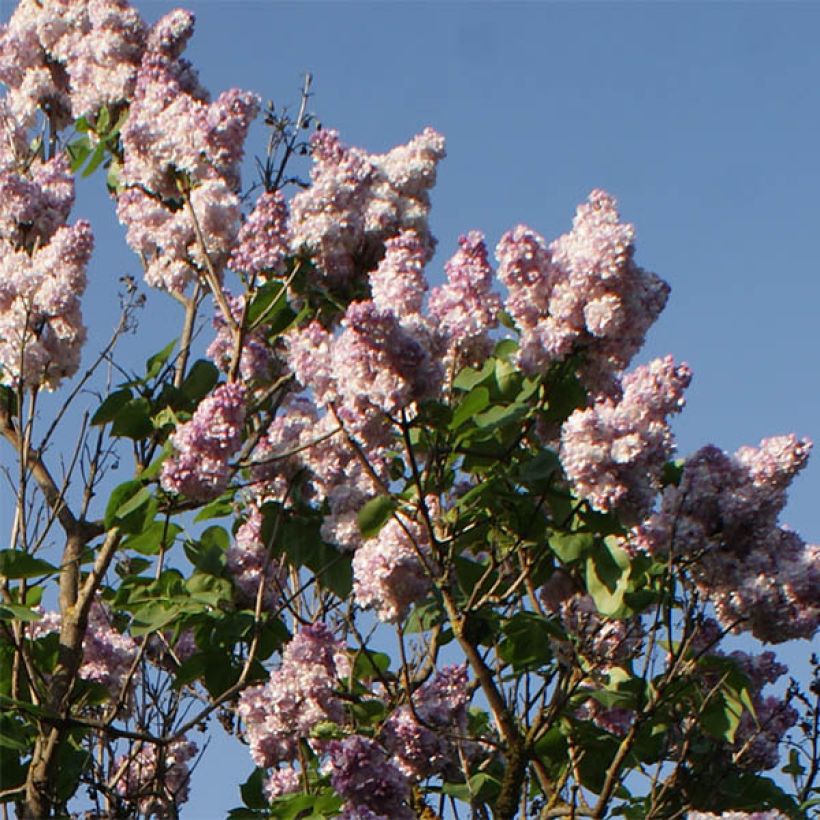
[3, 0, 820, 816]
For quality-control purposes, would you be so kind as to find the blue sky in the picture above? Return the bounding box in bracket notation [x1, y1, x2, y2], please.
[3, 0, 820, 815]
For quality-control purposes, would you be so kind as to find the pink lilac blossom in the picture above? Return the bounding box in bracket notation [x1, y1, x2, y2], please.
[352, 516, 431, 622]
[553, 593, 643, 669]
[225, 504, 285, 609]
[0, 218, 92, 389]
[324, 735, 413, 820]
[115, 738, 197, 819]
[333, 301, 441, 419]
[250, 398, 387, 551]
[236, 624, 347, 768]
[428, 230, 502, 370]
[228, 189, 290, 280]
[206, 293, 276, 381]
[115, 14, 258, 292]
[264, 766, 301, 802]
[382, 665, 471, 780]
[289, 128, 445, 290]
[160, 382, 246, 501]
[633, 436, 820, 642]
[559, 356, 691, 520]
[29, 601, 137, 696]
[368, 230, 427, 317]
[0, 0, 146, 127]
[576, 698, 634, 737]
[497, 191, 669, 394]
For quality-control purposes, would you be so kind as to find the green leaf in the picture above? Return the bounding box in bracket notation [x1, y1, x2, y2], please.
[357, 495, 397, 539]
[0, 603, 43, 622]
[352, 650, 391, 679]
[453, 358, 495, 391]
[91, 388, 133, 426]
[194, 496, 235, 522]
[494, 338, 518, 359]
[240, 767, 267, 810]
[104, 480, 148, 532]
[700, 688, 743, 743]
[549, 531, 594, 563]
[473, 403, 526, 430]
[404, 597, 445, 633]
[0, 550, 58, 580]
[180, 360, 219, 404]
[246, 280, 287, 328]
[66, 136, 92, 172]
[449, 386, 490, 431]
[110, 397, 153, 439]
[586, 538, 631, 616]
[81, 141, 106, 177]
[121, 520, 182, 556]
[499, 612, 557, 670]
[441, 772, 501, 803]
[145, 339, 178, 381]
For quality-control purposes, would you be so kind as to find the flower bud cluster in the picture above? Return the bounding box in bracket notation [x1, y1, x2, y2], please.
[114, 738, 197, 818]
[160, 382, 246, 501]
[634, 435, 819, 641]
[560, 356, 692, 519]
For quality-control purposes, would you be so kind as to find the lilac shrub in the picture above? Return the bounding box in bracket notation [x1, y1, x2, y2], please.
[1, 0, 818, 818]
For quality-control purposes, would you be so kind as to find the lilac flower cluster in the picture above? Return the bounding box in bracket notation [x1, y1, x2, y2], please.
[206, 293, 277, 382]
[560, 356, 692, 519]
[115, 738, 197, 818]
[352, 516, 431, 622]
[381, 665, 471, 781]
[497, 190, 669, 394]
[324, 735, 413, 820]
[160, 382, 246, 501]
[550, 593, 643, 670]
[633, 435, 820, 641]
[0, 0, 146, 127]
[289, 128, 445, 289]
[236, 624, 347, 769]
[727, 649, 798, 770]
[250, 397, 386, 550]
[428, 230, 502, 370]
[225, 503, 285, 609]
[115, 9, 258, 292]
[29, 601, 137, 696]
[229, 190, 290, 281]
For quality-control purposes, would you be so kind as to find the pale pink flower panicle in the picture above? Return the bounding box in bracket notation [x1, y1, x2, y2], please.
[28, 600, 137, 696]
[497, 191, 670, 393]
[634, 435, 820, 642]
[289, 127, 445, 291]
[382, 665, 471, 780]
[560, 356, 692, 519]
[352, 516, 431, 623]
[237, 624, 347, 769]
[225, 504, 286, 609]
[160, 382, 246, 501]
[324, 735, 413, 820]
[115, 738, 197, 819]
[428, 230, 502, 369]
